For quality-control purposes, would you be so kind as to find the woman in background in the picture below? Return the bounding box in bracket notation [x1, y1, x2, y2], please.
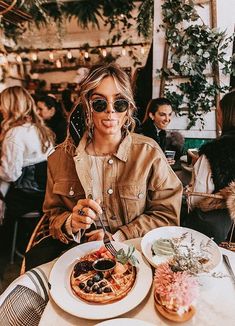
[138, 98, 184, 165]
[183, 90, 235, 243]
[0, 86, 54, 220]
[37, 95, 67, 144]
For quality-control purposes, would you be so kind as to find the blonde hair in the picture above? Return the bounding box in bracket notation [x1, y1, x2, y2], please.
[0, 86, 55, 152]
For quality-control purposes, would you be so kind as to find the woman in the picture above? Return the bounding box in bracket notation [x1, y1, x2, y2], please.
[0, 86, 54, 220]
[37, 95, 67, 144]
[26, 63, 182, 269]
[183, 90, 235, 243]
[138, 98, 184, 165]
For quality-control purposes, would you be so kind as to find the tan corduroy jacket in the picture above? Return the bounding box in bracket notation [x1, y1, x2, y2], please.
[44, 132, 183, 242]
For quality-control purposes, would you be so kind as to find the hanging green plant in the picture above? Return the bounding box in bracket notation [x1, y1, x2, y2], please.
[157, 0, 233, 129]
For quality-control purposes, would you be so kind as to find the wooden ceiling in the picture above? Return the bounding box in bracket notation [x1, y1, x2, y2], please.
[0, 1, 32, 26]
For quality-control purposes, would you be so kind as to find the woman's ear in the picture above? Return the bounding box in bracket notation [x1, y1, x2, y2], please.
[149, 112, 154, 121]
[49, 107, 56, 117]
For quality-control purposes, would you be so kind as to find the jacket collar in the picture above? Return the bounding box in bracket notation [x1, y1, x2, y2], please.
[74, 131, 132, 162]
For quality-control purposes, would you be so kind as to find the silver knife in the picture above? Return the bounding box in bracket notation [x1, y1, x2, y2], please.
[223, 254, 235, 285]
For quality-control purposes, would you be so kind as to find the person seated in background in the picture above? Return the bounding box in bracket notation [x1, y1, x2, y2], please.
[25, 63, 183, 270]
[61, 89, 74, 117]
[137, 98, 184, 167]
[0, 86, 54, 243]
[182, 90, 235, 244]
[37, 95, 67, 144]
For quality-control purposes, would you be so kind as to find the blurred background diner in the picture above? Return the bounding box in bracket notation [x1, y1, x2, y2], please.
[0, 0, 234, 307]
[36, 94, 67, 145]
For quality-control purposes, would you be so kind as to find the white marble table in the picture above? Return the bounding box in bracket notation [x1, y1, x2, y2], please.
[39, 239, 235, 326]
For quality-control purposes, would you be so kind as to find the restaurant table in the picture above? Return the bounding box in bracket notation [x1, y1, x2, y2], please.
[39, 238, 235, 326]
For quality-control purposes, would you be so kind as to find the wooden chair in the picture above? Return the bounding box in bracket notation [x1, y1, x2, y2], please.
[20, 214, 50, 275]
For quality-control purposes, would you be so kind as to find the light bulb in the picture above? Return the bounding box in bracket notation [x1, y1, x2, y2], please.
[16, 54, 22, 63]
[31, 53, 38, 61]
[56, 59, 62, 68]
[67, 50, 72, 59]
[84, 51, 89, 59]
[49, 51, 54, 60]
[102, 49, 107, 57]
[121, 47, 126, 56]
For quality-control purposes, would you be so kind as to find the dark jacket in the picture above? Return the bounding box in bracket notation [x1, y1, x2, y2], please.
[199, 129, 235, 192]
[137, 120, 166, 151]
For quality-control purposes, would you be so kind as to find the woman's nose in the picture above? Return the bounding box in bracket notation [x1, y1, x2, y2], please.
[105, 101, 115, 113]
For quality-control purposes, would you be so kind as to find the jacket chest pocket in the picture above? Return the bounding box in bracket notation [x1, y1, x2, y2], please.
[53, 180, 85, 203]
[118, 185, 146, 222]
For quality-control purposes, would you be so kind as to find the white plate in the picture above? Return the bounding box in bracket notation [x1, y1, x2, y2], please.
[141, 226, 222, 271]
[49, 241, 152, 320]
[95, 318, 155, 326]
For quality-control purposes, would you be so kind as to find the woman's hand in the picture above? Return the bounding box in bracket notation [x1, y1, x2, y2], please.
[167, 158, 175, 165]
[71, 198, 102, 233]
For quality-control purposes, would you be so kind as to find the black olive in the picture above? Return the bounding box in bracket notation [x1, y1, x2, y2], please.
[99, 281, 107, 288]
[84, 286, 91, 293]
[92, 274, 101, 282]
[97, 288, 103, 294]
[104, 287, 112, 293]
[92, 284, 99, 292]
[87, 279, 94, 287]
[79, 282, 85, 289]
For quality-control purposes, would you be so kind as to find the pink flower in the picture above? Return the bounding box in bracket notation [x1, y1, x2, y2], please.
[154, 262, 199, 311]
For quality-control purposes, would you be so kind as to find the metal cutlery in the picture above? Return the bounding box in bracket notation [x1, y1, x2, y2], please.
[223, 254, 235, 285]
[97, 212, 118, 256]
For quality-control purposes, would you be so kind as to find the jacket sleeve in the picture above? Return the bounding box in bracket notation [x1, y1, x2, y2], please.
[119, 157, 183, 239]
[43, 159, 73, 244]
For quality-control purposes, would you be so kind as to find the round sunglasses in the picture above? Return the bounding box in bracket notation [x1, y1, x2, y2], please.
[89, 98, 129, 113]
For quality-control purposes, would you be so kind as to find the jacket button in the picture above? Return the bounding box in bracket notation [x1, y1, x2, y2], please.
[110, 216, 117, 220]
[138, 193, 144, 199]
[107, 188, 113, 195]
[108, 159, 114, 164]
[69, 187, 75, 196]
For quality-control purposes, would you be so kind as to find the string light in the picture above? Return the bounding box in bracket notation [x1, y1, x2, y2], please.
[121, 47, 126, 56]
[49, 51, 54, 60]
[16, 54, 22, 63]
[0, 53, 8, 65]
[31, 52, 38, 61]
[84, 51, 89, 59]
[55, 59, 62, 68]
[67, 50, 72, 59]
[140, 44, 145, 55]
[102, 48, 107, 57]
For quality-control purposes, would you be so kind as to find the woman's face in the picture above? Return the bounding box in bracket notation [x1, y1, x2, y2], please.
[89, 76, 128, 139]
[150, 104, 173, 130]
[37, 101, 55, 121]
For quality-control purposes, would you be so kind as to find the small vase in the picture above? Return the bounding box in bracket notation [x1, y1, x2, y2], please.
[154, 292, 195, 323]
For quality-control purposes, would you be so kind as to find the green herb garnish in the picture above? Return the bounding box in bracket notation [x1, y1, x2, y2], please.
[116, 245, 139, 266]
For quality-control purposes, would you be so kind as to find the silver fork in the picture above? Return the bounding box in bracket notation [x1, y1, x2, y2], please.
[97, 212, 118, 256]
[223, 254, 235, 286]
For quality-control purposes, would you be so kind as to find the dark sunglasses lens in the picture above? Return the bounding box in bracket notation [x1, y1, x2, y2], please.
[92, 99, 107, 112]
[114, 99, 129, 112]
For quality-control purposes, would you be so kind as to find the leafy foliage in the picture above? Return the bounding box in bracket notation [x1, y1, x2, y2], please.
[158, 0, 233, 129]
[116, 245, 139, 266]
